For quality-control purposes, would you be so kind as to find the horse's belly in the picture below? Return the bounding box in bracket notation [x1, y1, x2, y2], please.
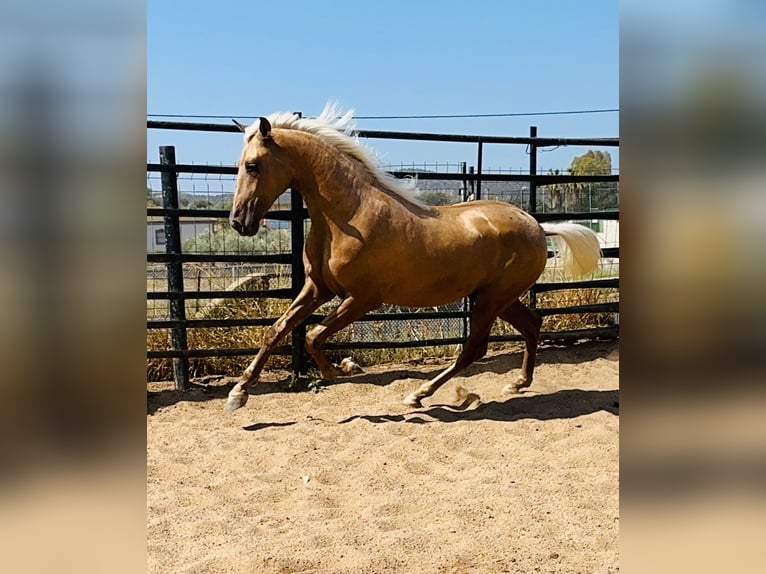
[380, 271, 480, 308]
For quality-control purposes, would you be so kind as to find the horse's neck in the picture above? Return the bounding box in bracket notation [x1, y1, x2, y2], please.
[286, 131, 381, 220]
[281, 130, 433, 230]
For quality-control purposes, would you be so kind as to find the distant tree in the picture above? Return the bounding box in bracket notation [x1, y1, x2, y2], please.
[570, 150, 616, 211]
[548, 151, 613, 212]
[147, 187, 160, 207]
[190, 198, 213, 210]
[569, 150, 612, 176]
[418, 190, 455, 206]
[546, 169, 575, 212]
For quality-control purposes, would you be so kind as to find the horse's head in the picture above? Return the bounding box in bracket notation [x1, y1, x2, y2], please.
[229, 116, 294, 236]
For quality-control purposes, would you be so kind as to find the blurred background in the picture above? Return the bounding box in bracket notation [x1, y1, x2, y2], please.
[0, 1, 146, 572]
[621, 0, 766, 572]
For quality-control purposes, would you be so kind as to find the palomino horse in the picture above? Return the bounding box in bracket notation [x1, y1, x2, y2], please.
[225, 104, 600, 412]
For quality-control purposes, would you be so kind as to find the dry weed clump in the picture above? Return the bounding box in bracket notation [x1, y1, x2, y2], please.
[147, 295, 292, 382]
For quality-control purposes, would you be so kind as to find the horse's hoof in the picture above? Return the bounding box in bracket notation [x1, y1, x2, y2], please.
[503, 377, 530, 395]
[403, 394, 423, 408]
[340, 357, 363, 375]
[224, 390, 248, 412]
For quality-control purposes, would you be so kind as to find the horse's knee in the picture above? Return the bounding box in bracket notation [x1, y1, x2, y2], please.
[305, 329, 321, 356]
[261, 325, 279, 347]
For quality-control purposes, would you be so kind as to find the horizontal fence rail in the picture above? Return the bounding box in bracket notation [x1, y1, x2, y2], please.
[147, 120, 619, 390]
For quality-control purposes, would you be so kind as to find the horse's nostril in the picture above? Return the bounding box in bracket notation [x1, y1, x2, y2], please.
[230, 218, 243, 233]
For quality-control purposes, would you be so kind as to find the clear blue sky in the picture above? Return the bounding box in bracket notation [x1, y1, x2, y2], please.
[147, 0, 618, 173]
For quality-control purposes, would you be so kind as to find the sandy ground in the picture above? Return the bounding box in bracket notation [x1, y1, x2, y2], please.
[147, 341, 619, 573]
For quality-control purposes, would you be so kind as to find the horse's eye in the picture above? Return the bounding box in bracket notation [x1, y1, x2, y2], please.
[244, 162, 259, 176]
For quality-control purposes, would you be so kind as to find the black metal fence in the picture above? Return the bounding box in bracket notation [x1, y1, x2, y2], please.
[147, 120, 619, 389]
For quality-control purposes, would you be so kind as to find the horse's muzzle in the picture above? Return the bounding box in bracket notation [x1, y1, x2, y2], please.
[229, 216, 244, 234]
[230, 205, 258, 236]
[230, 198, 264, 236]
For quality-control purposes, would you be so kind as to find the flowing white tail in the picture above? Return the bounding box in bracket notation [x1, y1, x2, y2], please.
[541, 222, 602, 278]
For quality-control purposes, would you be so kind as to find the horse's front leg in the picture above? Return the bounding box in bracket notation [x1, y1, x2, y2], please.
[305, 295, 376, 380]
[224, 281, 331, 412]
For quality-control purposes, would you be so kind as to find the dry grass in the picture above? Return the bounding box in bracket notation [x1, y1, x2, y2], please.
[147, 259, 618, 382]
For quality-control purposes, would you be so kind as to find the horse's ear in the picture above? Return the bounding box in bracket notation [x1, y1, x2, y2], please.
[259, 117, 272, 140]
[232, 119, 246, 133]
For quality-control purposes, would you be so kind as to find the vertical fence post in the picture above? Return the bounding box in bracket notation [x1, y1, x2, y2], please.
[459, 161, 470, 340]
[290, 188, 307, 376]
[459, 161, 467, 201]
[475, 140, 483, 200]
[289, 112, 308, 376]
[528, 126, 538, 311]
[160, 145, 189, 391]
[528, 126, 538, 212]
[467, 143, 484, 344]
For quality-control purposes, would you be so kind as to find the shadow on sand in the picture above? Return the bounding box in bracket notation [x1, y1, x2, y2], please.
[338, 388, 619, 425]
[147, 340, 618, 416]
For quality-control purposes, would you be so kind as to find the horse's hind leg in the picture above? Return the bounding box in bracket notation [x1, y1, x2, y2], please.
[403, 293, 497, 408]
[498, 300, 543, 393]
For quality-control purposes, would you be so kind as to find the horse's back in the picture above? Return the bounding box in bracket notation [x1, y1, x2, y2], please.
[436, 200, 546, 252]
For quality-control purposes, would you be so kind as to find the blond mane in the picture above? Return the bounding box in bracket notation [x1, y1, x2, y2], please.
[245, 103, 425, 206]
